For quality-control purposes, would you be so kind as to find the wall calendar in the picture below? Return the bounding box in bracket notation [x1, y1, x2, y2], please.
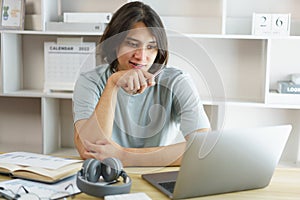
[44, 42, 96, 92]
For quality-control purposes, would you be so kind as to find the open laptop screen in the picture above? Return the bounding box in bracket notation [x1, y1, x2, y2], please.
[142, 125, 292, 199]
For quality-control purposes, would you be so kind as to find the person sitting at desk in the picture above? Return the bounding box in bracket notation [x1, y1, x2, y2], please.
[72, 1, 210, 167]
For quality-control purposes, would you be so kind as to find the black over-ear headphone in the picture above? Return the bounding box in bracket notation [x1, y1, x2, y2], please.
[76, 158, 132, 197]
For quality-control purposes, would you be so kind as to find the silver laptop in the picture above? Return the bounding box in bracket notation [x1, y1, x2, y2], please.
[142, 125, 292, 199]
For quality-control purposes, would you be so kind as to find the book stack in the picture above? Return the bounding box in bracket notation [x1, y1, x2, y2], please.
[277, 74, 300, 94]
[46, 12, 112, 32]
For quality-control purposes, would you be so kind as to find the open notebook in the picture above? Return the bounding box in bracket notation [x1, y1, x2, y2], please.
[0, 152, 82, 183]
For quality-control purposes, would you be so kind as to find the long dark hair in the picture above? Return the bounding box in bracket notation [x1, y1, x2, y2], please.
[99, 1, 169, 72]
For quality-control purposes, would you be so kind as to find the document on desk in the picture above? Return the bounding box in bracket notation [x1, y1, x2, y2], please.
[0, 152, 83, 183]
[0, 151, 81, 169]
[0, 175, 81, 199]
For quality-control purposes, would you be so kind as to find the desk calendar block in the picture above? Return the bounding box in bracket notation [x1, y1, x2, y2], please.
[44, 42, 96, 92]
[271, 14, 291, 35]
[252, 13, 290, 36]
[252, 13, 272, 35]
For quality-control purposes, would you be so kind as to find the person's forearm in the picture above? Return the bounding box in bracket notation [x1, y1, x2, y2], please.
[121, 142, 187, 167]
[74, 77, 119, 144]
[94, 77, 118, 138]
[120, 129, 209, 166]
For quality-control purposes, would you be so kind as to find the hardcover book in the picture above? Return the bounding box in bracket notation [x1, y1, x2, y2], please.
[0, 152, 82, 183]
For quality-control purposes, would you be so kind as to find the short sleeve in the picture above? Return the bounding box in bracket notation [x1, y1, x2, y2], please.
[172, 72, 210, 136]
[72, 66, 109, 123]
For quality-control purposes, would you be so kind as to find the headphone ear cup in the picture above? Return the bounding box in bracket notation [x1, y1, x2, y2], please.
[81, 158, 93, 179]
[101, 158, 123, 182]
[83, 159, 102, 183]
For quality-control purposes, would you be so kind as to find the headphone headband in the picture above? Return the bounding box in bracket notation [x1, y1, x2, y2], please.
[76, 158, 132, 197]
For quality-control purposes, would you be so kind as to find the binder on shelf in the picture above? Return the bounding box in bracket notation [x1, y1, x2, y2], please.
[45, 22, 107, 33]
[63, 12, 112, 23]
[44, 41, 96, 92]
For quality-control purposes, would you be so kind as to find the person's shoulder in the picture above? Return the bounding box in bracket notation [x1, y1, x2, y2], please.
[162, 66, 182, 73]
[159, 66, 190, 81]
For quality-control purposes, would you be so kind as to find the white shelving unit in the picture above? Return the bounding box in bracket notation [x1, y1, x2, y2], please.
[1, 0, 300, 166]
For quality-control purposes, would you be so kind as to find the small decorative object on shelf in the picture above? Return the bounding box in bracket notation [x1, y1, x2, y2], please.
[277, 73, 300, 94]
[0, 0, 25, 30]
[277, 81, 300, 94]
[290, 73, 300, 85]
[252, 13, 291, 36]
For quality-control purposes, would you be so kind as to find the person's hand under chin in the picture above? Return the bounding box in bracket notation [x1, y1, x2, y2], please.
[111, 68, 156, 94]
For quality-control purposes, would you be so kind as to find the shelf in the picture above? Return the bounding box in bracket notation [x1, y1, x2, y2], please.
[0, 90, 73, 99]
[1, 90, 44, 98]
[44, 92, 73, 99]
[182, 34, 269, 39]
[266, 92, 300, 108]
[0, 29, 103, 36]
[203, 98, 292, 109]
[0, 0, 300, 163]
[3, 29, 300, 40]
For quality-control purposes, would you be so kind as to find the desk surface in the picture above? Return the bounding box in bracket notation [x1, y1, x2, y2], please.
[1, 166, 300, 200]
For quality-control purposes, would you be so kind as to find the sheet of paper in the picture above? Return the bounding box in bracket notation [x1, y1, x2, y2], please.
[0, 175, 81, 199]
[0, 152, 81, 170]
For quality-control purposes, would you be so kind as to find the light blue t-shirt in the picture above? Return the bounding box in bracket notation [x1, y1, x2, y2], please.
[73, 64, 210, 148]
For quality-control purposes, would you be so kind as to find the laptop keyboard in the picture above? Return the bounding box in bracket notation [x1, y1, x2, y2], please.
[158, 181, 176, 193]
